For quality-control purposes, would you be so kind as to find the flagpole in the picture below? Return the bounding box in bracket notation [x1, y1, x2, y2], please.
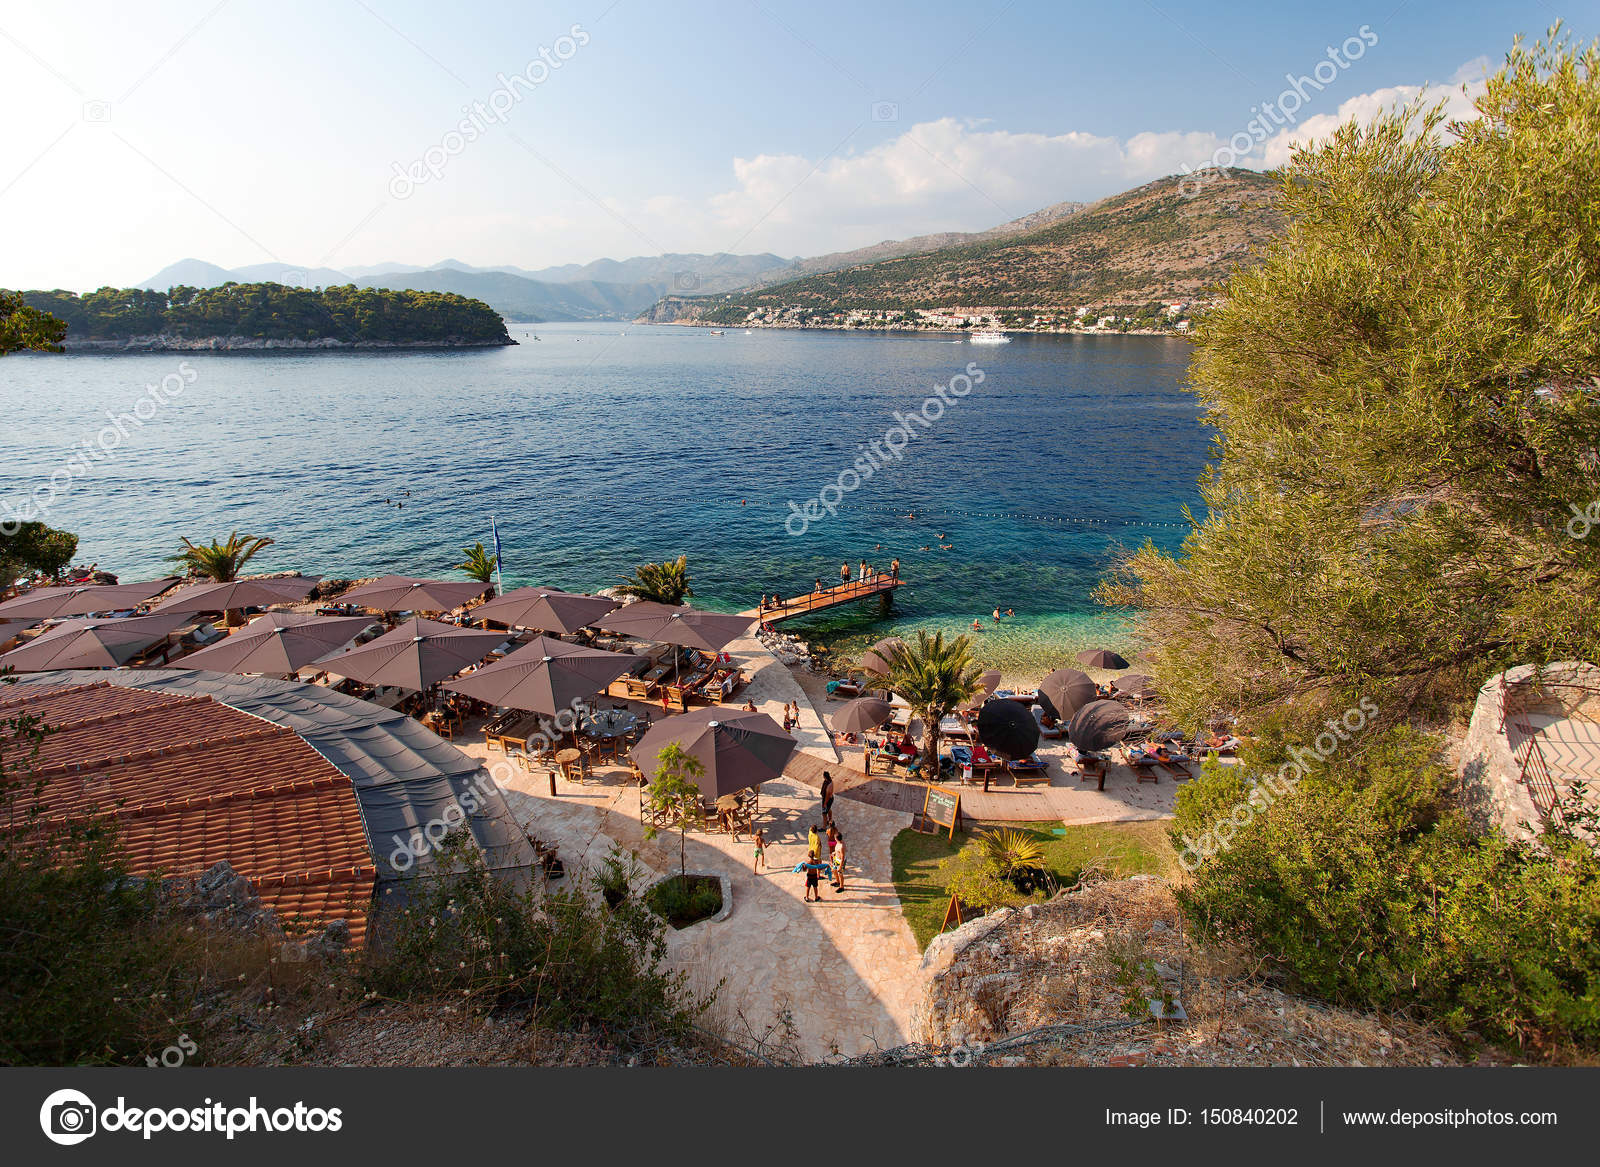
[490, 515, 504, 598]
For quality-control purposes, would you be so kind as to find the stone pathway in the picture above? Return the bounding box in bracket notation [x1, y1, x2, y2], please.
[459, 701, 921, 1061]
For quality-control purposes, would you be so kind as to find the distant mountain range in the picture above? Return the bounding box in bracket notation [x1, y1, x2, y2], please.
[644, 170, 1283, 329]
[131, 174, 1278, 328]
[136, 254, 798, 323]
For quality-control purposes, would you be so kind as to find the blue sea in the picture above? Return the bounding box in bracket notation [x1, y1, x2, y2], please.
[0, 323, 1208, 680]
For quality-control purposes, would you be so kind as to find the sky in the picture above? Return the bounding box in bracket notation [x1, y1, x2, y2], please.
[1, 0, 1593, 289]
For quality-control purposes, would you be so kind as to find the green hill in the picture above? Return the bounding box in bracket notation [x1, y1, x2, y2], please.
[13, 283, 513, 348]
[647, 169, 1283, 330]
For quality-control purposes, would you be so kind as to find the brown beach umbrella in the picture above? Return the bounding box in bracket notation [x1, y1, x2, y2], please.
[1037, 667, 1097, 721]
[976, 697, 1041, 760]
[959, 668, 1004, 710]
[596, 602, 753, 652]
[337, 574, 490, 613]
[1076, 648, 1130, 670]
[1068, 699, 1133, 753]
[831, 696, 894, 734]
[858, 637, 905, 676]
[631, 707, 797, 800]
[0, 576, 180, 620]
[1112, 673, 1156, 698]
[153, 575, 320, 615]
[315, 617, 506, 692]
[473, 586, 620, 634]
[0, 611, 189, 671]
[443, 635, 634, 716]
[175, 612, 375, 676]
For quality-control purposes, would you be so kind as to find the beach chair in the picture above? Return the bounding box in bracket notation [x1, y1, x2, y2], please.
[1128, 752, 1161, 784]
[1008, 756, 1051, 787]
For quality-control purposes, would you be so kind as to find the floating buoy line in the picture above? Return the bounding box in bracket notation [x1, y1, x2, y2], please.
[731, 500, 1194, 529]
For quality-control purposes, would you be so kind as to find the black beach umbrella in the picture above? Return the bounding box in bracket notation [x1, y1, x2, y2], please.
[1076, 648, 1130, 670]
[1037, 667, 1097, 721]
[976, 697, 1040, 760]
[1068, 699, 1133, 753]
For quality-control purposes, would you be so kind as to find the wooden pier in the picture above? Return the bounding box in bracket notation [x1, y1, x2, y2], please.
[741, 574, 903, 622]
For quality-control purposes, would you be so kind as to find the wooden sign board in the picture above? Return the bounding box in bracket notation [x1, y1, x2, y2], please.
[920, 785, 961, 839]
[940, 895, 965, 934]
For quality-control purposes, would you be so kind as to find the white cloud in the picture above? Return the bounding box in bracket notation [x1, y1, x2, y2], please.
[601, 57, 1491, 258]
[1257, 80, 1485, 168]
[603, 118, 1227, 257]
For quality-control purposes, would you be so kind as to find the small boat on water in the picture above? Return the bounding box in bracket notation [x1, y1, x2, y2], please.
[969, 331, 1010, 344]
[710, 329, 725, 335]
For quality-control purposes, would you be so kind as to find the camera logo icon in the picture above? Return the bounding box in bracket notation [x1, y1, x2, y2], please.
[871, 101, 899, 122]
[672, 271, 701, 292]
[40, 1089, 97, 1146]
[82, 100, 112, 123]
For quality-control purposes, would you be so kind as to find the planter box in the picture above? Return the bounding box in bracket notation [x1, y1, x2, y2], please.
[642, 870, 733, 928]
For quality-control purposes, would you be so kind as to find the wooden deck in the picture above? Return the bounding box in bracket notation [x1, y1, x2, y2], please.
[742, 574, 904, 623]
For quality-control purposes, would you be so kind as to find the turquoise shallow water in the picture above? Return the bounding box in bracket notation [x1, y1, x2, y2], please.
[0, 323, 1207, 681]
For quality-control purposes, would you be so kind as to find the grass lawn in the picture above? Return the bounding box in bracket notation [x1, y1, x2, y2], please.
[890, 819, 1177, 951]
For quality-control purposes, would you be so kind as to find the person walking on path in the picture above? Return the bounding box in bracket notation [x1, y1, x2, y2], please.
[832, 831, 847, 892]
[820, 771, 835, 827]
[753, 828, 767, 873]
[808, 822, 821, 860]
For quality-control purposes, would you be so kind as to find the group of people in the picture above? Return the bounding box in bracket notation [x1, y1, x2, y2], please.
[766, 557, 904, 609]
[755, 769, 846, 900]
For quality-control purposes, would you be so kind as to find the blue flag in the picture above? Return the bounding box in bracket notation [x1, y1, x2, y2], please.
[490, 516, 504, 595]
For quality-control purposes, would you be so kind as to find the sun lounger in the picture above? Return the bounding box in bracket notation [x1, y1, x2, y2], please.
[1007, 755, 1050, 786]
[1126, 750, 1162, 783]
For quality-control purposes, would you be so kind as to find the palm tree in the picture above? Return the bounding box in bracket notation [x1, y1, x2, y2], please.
[170, 532, 273, 582]
[616, 555, 692, 605]
[882, 630, 984, 774]
[456, 541, 498, 587]
[978, 827, 1048, 894]
[169, 532, 275, 627]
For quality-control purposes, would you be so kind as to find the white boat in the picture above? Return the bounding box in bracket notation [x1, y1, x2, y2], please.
[969, 331, 1010, 344]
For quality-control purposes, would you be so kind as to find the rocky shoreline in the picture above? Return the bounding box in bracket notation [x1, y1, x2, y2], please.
[62, 334, 517, 352]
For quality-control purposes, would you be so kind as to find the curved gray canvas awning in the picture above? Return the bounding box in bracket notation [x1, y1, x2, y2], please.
[9, 669, 535, 889]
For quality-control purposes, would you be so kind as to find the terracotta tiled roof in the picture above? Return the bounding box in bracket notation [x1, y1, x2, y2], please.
[3, 681, 376, 945]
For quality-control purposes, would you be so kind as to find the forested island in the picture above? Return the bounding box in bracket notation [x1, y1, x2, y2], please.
[11, 283, 514, 350]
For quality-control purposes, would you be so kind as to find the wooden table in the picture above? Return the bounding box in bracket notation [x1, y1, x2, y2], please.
[555, 748, 582, 780]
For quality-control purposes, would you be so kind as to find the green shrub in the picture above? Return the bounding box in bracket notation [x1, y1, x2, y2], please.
[361, 834, 711, 1047]
[644, 874, 722, 929]
[0, 829, 205, 1065]
[1174, 727, 1600, 1054]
